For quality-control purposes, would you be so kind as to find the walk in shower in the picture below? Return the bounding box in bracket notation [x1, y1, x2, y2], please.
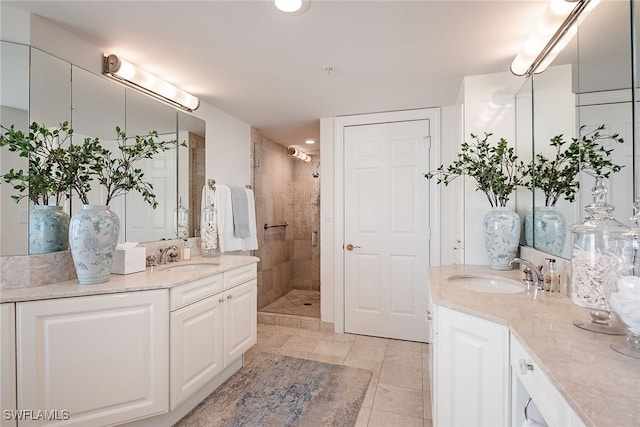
[251, 129, 320, 319]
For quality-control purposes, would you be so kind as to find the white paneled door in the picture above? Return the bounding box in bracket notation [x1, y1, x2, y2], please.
[343, 119, 430, 342]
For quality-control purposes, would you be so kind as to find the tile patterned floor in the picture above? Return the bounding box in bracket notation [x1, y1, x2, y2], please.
[244, 323, 434, 426]
[260, 289, 320, 318]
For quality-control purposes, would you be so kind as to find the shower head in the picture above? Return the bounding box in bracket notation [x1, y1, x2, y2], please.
[312, 171, 319, 178]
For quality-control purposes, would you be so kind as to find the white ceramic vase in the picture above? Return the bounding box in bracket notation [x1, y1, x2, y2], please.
[29, 205, 70, 254]
[484, 206, 520, 270]
[69, 204, 120, 285]
[524, 206, 567, 257]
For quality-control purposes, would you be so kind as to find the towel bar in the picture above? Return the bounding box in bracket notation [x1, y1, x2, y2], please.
[264, 222, 288, 230]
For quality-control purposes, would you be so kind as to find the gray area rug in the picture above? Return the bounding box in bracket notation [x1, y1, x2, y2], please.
[175, 353, 372, 427]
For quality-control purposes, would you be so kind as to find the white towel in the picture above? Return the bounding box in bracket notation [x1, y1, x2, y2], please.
[230, 186, 250, 237]
[243, 188, 258, 251]
[200, 184, 218, 251]
[216, 185, 258, 253]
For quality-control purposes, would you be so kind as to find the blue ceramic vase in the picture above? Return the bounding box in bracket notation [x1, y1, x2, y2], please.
[69, 205, 120, 284]
[524, 206, 567, 257]
[29, 205, 70, 254]
[484, 207, 520, 270]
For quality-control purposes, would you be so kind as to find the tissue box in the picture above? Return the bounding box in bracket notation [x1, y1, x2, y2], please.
[112, 247, 146, 275]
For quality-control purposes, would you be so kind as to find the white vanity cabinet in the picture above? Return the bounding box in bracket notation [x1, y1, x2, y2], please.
[510, 334, 586, 427]
[169, 265, 257, 409]
[433, 304, 510, 427]
[1, 303, 17, 427]
[16, 289, 168, 427]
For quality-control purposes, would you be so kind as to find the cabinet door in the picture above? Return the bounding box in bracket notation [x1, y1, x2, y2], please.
[511, 335, 586, 427]
[1, 304, 16, 427]
[170, 295, 224, 409]
[224, 279, 257, 365]
[434, 304, 509, 427]
[17, 290, 168, 427]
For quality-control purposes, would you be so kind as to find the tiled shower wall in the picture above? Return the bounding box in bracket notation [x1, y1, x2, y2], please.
[252, 129, 320, 310]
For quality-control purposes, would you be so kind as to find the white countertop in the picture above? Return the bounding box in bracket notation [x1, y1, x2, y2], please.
[0, 255, 259, 304]
[429, 265, 640, 427]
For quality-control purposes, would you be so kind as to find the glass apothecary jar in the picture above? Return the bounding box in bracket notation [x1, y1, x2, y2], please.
[570, 177, 629, 334]
[174, 197, 189, 239]
[603, 223, 640, 359]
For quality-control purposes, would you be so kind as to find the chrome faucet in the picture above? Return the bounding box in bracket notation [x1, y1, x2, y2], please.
[510, 258, 543, 290]
[159, 245, 178, 265]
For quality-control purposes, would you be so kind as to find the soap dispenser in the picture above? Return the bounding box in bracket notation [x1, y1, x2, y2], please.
[180, 239, 191, 261]
[544, 258, 560, 294]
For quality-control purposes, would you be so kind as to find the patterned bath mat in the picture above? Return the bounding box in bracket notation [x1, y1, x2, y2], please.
[175, 353, 372, 427]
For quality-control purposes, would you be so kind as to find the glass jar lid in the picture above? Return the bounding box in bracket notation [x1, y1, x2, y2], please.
[570, 177, 629, 235]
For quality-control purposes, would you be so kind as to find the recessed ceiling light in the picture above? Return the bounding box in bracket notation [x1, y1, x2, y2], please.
[272, 0, 309, 14]
[305, 139, 316, 145]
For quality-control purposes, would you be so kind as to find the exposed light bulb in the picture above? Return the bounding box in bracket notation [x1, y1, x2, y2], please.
[287, 147, 312, 162]
[511, 0, 596, 76]
[274, 0, 302, 13]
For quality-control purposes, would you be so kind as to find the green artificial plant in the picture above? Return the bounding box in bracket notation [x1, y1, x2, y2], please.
[68, 126, 184, 208]
[0, 121, 75, 206]
[425, 132, 526, 207]
[526, 124, 624, 207]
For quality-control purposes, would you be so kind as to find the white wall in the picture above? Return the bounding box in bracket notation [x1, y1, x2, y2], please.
[319, 117, 335, 323]
[462, 71, 526, 265]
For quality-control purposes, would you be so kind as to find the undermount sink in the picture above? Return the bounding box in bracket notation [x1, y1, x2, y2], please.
[447, 274, 525, 294]
[161, 262, 219, 273]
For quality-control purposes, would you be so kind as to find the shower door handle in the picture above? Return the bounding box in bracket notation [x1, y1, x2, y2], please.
[345, 243, 361, 251]
[312, 231, 318, 247]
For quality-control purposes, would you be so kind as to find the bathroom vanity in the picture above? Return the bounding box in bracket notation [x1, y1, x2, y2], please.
[0, 255, 258, 427]
[429, 265, 640, 427]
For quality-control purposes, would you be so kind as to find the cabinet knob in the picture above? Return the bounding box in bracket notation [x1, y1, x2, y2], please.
[219, 298, 224, 303]
[226, 295, 233, 300]
[519, 359, 534, 375]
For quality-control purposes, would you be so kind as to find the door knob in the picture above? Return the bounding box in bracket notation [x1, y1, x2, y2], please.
[345, 243, 361, 251]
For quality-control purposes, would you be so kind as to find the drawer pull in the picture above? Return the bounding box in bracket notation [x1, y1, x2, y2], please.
[519, 359, 534, 375]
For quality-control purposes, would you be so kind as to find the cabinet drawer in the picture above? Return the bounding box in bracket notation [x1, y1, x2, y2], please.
[170, 273, 223, 311]
[511, 335, 585, 427]
[223, 264, 257, 289]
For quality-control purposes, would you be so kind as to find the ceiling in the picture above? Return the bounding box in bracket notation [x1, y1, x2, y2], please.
[6, 0, 551, 153]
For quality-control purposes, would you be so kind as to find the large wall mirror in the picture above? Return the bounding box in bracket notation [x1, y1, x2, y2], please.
[0, 41, 205, 256]
[519, 0, 637, 259]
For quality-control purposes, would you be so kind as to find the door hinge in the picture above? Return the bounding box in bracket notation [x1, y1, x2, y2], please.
[423, 135, 431, 149]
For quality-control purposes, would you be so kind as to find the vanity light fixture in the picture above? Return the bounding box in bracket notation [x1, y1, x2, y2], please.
[288, 147, 312, 162]
[102, 54, 200, 112]
[511, 0, 598, 76]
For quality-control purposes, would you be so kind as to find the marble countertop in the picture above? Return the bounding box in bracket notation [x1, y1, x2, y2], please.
[429, 265, 640, 427]
[0, 255, 259, 303]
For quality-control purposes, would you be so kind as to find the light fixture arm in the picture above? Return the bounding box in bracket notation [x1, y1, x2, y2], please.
[511, 0, 594, 76]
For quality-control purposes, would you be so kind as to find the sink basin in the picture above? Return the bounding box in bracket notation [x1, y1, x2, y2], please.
[162, 262, 219, 273]
[447, 274, 525, 294]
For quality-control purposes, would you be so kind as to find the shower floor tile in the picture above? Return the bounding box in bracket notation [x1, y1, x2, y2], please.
[261, 289, 320, 318]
